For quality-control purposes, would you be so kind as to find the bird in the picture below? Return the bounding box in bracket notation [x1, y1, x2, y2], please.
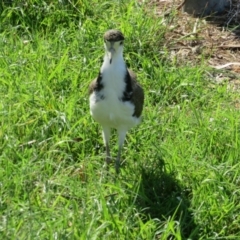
[89, 29, 144, 173]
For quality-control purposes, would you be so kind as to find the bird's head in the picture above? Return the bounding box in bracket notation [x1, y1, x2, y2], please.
[103, 29, 125, 64]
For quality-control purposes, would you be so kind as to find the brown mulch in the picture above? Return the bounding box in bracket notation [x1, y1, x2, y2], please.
[148, 0, 240, 91]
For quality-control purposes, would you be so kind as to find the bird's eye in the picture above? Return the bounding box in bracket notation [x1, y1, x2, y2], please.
[120, 41, 123, 45]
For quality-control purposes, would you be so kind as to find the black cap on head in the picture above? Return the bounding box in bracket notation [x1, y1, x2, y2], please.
[104, 29, 125, 42]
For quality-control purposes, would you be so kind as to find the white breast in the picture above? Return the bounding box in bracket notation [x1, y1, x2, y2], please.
[90, 57, 140, 130]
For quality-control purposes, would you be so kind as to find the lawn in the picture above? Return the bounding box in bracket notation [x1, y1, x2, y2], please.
[1, 0, 240, 239]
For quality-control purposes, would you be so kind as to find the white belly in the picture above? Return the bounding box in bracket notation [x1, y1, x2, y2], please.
[90, 92, 140, 130]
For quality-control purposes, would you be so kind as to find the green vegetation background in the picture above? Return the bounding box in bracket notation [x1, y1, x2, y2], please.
[1, 0, 240, 239]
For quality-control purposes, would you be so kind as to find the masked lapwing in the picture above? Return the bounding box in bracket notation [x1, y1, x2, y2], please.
[89, 29, 144, 173]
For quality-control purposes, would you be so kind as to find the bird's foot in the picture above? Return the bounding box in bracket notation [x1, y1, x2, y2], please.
[105, 156, 112, 165]
[115, 160, 120, 174]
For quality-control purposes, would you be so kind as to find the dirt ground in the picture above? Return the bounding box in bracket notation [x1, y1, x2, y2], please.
[149, 0, 240, 91]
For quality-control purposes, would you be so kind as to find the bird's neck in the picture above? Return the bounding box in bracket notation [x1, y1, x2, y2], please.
[100, 52, 127, 90]
[103, 52, 125, 68]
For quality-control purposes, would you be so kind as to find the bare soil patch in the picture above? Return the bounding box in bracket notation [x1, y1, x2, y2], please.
[149, 0, 240, 91]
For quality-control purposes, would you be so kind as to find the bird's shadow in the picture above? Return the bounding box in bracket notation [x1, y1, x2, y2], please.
[134, 157, 199, 239]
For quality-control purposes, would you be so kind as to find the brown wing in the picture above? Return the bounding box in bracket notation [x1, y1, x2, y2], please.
[89, 72, 103, 95]
[89, 78, 97, 95]
[128, 69, 144, 118]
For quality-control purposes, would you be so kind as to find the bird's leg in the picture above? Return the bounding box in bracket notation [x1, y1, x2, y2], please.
[116, 129, 127, 174]
[116, 145, 122, 174]
[105, 142, 111, 164]
[102, 126, 111, 165]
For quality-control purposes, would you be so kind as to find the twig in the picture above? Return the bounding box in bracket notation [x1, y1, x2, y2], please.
[213, 62, 240, 70]
[177, 0, 186, 11]
[217, 45, 240, 49]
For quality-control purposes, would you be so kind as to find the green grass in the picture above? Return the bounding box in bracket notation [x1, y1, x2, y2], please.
[1, 0, 240, 239]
